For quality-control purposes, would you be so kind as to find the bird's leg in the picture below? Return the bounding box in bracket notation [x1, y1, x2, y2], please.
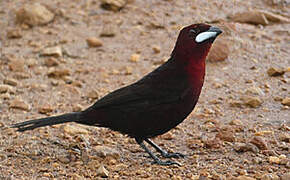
[135, 138, 181, 166]
[145, 139, 185, 158]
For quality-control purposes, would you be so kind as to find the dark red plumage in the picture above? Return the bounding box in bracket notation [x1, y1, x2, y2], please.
[12, 23, 222, 165]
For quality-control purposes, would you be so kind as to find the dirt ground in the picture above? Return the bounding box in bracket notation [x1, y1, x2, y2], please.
[0, 0, 289, 179]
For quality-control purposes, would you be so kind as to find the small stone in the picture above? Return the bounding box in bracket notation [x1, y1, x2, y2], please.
[281, 173, 290, 180]
[72, 104, 83, 112]
[245, 86, 264, 96]
[44, 57, 59, 67]
[161, 132, 174, 140]
[254, 131, 273, 136]
[234, 142, 258, 153]
[47, 67, 70, 78]
[86, 37, 103, 47]
[87, 90, 99, 99]
[217, 129, 235, 142]
[63, 124, 89, 135]
[229, 100, 243, 108]
[8, 59, 25, 72]
[9, 98, 30, 111]
[124, 66, 133, 75]
[130, 54, 140, 62]
[0, 85, 13, 94]
[16, 3, 55, 26]
[268, 156, 280, 164]
[100, 25, 116, 37]
[242, 96, 263, 108]
[38, 104, 54, 114]
[279, 132, 290, 142]
[26, 58, 38, 67]
[58, 156, 70, 164]
[229, 119, 243, 126]
[41, 46, 62, 57]
[261, 173, 279, 180]
[97, 164, 109, 178]
[267, 67, 285, 76]
[152, 45, 161, 53]
[3, 78, 18, 86]
[207, 37, 230, 62]
[281, 97, 290, 106]
[236, 175, 256, 180]
[100, 0, 127, 12]
[7, 28, 22, 39]
[93, 146, 120, 159]
[250, 136, 268, 150]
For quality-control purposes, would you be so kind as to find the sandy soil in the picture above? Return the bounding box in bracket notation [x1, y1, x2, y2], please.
[0, 0, 289, 179]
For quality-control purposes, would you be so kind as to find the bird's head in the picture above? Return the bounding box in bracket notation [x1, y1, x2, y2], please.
[172, 23, 222, 62]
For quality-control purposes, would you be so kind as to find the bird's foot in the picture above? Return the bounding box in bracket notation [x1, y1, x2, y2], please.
[152, 159, 181, 166]
[162, 152, 185, 159]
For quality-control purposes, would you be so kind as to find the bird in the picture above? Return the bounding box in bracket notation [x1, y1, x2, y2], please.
[11, 23, 222, 166]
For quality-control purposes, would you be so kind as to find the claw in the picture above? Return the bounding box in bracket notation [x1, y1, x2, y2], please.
[152, 160, 181, 166]
[162, 152, 185, 159]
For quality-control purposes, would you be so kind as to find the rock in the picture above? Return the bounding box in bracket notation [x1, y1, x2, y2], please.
[7, 28, 22, 39]
[268, 156, 280, 164]
[245, 86, 264, 96]
[93, 146, 120, 159]
[229, 119, 243, 126]
[44, 57, 59, 67]
[267, 67, 285, 76]
[230, 10, 290, 25]
[130, 54, 140, 62]
[152, 45, 161, 54]
[250, 136, 268, 150]
[3, 78, 18, 86]
[58, 156, 70, 164]
[100, 25, 116, 37]
[229, 100, 243, 108]
[72, 104, 83, 112]
[207, 37, 230, 62]
[63, 124, 89, 135]
[124, 66, 133, 75]
[38, 104, 54, 114]
[96, 164, 109, 178]
[16, 3, 55, 26]
[47, 67, 70, 78]
[161, 132, 174, 140]
[87, 90, 99, 99]
[217, 129, 235, 142]
[261, 173, 279, 180]
[234, 143, 259, 153]
[242, 96, 263, 108]
[279, 132, 290, 142]
[100, 0, 127, 12]
[236, 175, 256, 180]
[281, 97, 290, 106]
[86, 37, 103, 47]
[254, 131, 273, 136]
[8, 59, 25, 72]
[281, 173, 290, 180]
[41, 46, 62, 57]
[9, 98, 30, 111]
[0, 85, 13, 94]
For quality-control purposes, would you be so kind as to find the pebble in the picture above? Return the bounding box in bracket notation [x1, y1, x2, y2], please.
[250, 136, 268, 150]
[8, 59, 25, 72]
[130, 54, 140, 62]
[3, 78, 18, 86]
[261, 173, 279, 180]
[58, 156, 70, 164]
[281, 97, 290, 106]
[96, 164, 109, 178]
[9, 98, 30, 111]
[93, 146, 120, 159]
[245, 86, 264, 96]
[207, 37, 230, 62]
[254, 130, 273, 136]
[72, 104, 83, 112]
[124, 66, 133, 75]
[63, 124, 89, 135]
[44, 57, 59, 67]
[16, 3, 55, 26]
[7, 28, 22, 39]
[236, 175, 256, 180]
[268, 156, 280, 164]
[47, 67, 70, 78]
[38, 104, 54, 114]
[86, 37, 103, 47]
[152, 45, 161, 53]
[281, 173, 290, 180]
[41, 46, 63, 57]
[100, 0, 127, 12]
[234, 142, 258, 153]
[242, 96, 263, 108]
[87, 90, 99, 99]
[100, 25, 116, 37]
[267, 67, 285, 76]
[229, 119, 243, 126]
[0, 85, 13, 94]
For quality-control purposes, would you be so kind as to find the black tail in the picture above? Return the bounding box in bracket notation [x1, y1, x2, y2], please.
[11, 112, 82, 132]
